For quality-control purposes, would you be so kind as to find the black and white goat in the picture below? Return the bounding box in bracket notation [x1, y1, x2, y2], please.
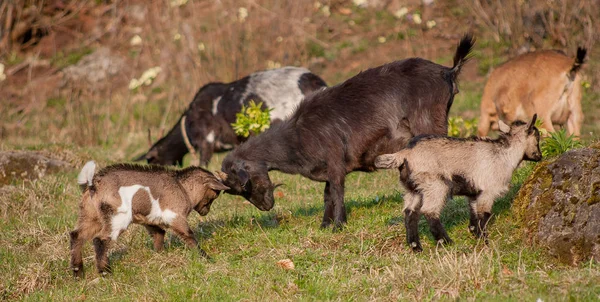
[135, 67, 327, 166]
[375, 115, 542, 251]
[69, 161, 229, 277]
[220, 35, 475, 230]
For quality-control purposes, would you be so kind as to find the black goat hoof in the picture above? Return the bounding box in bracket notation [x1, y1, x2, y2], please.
[410, 242, 423, 252]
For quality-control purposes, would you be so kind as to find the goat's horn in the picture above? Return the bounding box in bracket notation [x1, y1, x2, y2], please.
[213, 170, 228, 181]
[180, 115, 199, 166]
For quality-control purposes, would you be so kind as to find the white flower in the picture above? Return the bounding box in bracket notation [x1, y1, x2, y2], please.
[378, 36, 387, 43]
[198, 42, 205, 52]
[276, 36, 283, 43]
[394, 7, 408, 19]
[238, 7, 248, 23]
[266, 60, 281, 70]
[170, 0, 187, 7]
[352, 0, 367, 7]
[321, 5, 330, 17]
[412, 14, 422, 24]
[129, 66, 162, 90]
[426, 20, 436, 29]
[173, 33, 181, 41]
[130, 35, 142, 46]
[0, 63, 6, 82]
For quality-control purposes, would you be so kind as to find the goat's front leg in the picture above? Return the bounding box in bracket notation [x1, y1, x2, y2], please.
[170, 217, 211, 260]
[320, 182, 335, 229]
[328, 174, 347, 232]
[470, 195, 494, 243]
[403, 191, 423, 252]
[145, 225, 166, 252]
[93, 236, 112, 275]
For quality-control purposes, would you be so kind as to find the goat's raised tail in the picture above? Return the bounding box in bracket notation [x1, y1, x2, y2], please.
[77, 161, 96, 192]
[568, 47, 587, 79]
[450, 34, 476, 79]
[375, 151, 408, 169]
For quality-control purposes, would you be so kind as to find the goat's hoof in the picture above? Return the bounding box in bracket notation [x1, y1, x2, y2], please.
[320, 221, 332, 229]
[72, 267, 84, 278]
[332, 222, 346, 233]
[410, 242, 423, 252]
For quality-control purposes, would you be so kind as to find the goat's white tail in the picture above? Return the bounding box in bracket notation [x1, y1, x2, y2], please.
[77, 161, 96, 188]
[375, 151, 407, 169]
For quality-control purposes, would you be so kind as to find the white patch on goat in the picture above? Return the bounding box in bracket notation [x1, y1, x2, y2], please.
[143, 187, 177, 225]
[112, 185, 177, 241]
[206, 130, 215, 144]
[112, 185, 138, 241]
[212, 96, 222, 115]
[241, 67, 310, 121]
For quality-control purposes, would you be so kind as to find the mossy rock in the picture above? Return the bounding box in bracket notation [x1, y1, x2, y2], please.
[513, 147, 600, 265]
[0, 151, 72, 186]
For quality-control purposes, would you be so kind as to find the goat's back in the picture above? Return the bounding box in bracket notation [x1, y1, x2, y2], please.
[288, 58, 457, 168]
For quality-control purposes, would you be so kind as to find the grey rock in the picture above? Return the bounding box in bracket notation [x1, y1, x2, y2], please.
[514, 146, 600, 265]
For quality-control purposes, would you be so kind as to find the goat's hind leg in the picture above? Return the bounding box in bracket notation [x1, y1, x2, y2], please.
[403, 191, 423, 252]
[420, 182, 452, 247]
[145, 225, 166, 252]
[70, 230, 85, 278]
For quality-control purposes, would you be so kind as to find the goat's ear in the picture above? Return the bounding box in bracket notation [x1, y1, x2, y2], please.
[498, 120, 511, 134]
[205, 178, 230, 191]
[528, 114, 538, 133]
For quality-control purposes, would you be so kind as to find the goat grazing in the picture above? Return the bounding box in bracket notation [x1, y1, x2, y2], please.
[69, 161, 229, 277]
[375, 115, 542, 251]
[220, 35, 475, 230]
[478, 47, 587, 137]
[135, 67, 327, 166]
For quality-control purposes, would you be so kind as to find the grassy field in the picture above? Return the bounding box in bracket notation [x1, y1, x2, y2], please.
[1, 148, 600, 301]
[2, 0, 600, 300]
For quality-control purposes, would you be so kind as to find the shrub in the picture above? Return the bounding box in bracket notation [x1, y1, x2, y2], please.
[540, 128, 583, 158]
[231, 100, 272, 138]
[448, 116, 478, 138]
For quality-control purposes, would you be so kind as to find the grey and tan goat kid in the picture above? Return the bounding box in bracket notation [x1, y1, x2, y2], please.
[375, 115, 542, 252]
[69, 161, 229, 277]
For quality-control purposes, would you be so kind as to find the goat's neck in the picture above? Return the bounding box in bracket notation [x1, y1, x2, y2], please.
[236, 127, 302, 173]
[498, 138, 526, 170]
[177, 174, 205, 208]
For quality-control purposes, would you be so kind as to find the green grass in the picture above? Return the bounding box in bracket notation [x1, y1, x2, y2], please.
[1, 148, 599, 300]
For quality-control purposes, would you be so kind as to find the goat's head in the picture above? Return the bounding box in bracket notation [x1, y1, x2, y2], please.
[220, 157, 275, 211]
[194, 174, 230, 216]
[499, 114, 542, 162]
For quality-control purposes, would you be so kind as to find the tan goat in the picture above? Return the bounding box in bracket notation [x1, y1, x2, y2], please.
[69, 161, 229, 277]
[478, 47, 586, 137]
[376, 115, 541, 252]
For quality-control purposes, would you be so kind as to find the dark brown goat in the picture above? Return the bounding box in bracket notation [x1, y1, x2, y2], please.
[135, 67, 327, 166]
[221, 35, 476, 230]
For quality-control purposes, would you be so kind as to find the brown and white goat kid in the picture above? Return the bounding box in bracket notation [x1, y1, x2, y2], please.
[69, 161, 229, 277]
[375, 115, 542, 252]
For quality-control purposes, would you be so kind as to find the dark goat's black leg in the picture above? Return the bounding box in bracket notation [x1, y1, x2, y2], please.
[425, 215, 453, 246]
[477, 212, 492, 244]
[320, 182, 334, 229]
[404, 208, 422, 252]
[330, 176, 347, 232]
